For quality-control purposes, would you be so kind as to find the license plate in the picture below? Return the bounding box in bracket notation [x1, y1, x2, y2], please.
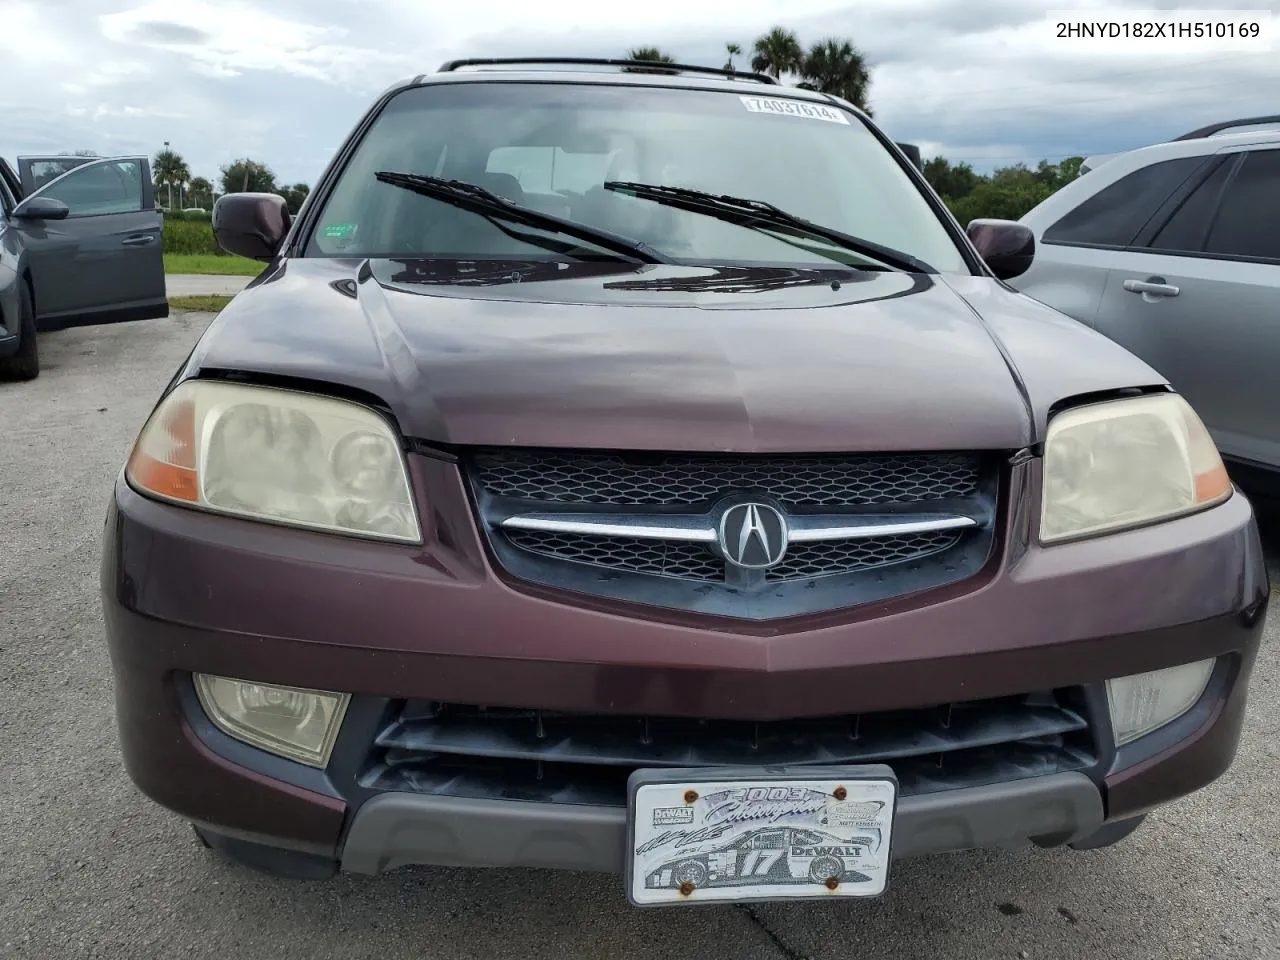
[625, 765, 897, 907]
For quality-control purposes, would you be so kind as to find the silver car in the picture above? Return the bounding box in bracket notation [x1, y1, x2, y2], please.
[1010, 116, 1280, 494]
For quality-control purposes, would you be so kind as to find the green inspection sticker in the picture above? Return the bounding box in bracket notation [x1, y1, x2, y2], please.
[322, 222, 357, 239]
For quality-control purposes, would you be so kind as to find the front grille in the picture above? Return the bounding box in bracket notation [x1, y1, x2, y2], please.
[505, 530, 724, 581]
[360, 692, 1096, 806]
[766, 530, 962, 582]
[472, 450, 982, 507]
[468, 447, 1000, 619]
[504, 528, 963, 583]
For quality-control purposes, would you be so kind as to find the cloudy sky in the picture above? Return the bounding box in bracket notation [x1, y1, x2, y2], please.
[1, 0, 1276, 187]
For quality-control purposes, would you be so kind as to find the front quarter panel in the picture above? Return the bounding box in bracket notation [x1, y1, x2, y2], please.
[175, 258, 387, 391]
[945, 276, 1169, 439]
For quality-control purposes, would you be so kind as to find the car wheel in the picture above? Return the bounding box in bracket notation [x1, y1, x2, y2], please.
[0, 281, 39, 381]
[808, 854, 844, 884]
[673, 859, 709, 887]
[191, 825, 337, 880]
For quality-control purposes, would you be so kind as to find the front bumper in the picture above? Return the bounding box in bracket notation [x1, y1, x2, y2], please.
[101, 456, 1269, 871]
[338, 773, 1104, 875]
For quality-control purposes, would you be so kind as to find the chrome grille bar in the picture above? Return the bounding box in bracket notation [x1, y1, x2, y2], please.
[499, 511, 977, 543]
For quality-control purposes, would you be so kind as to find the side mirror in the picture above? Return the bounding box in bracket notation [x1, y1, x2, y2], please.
[966, 219, 1035, 280]
[12, 196, 70, 221]
[895, 142, 923, 172]
[212, 192, 290, 261]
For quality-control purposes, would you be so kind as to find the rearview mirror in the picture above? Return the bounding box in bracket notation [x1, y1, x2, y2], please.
[212, 192, 290, 261]
[12, 196, 70, 221]
[966, 219, 1035, 280]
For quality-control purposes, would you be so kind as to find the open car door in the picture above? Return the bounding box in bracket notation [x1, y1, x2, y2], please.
[16, 155, 98, 196]
[0, 157, 24, 201]
[7, 156, 167, 329]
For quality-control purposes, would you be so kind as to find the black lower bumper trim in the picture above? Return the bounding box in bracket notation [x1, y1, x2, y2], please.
[339, 771, 1104, 875]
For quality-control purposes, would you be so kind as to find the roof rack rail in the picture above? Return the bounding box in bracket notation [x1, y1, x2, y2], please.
[1172, 114, 1280, 141]
[436, 57, 777, 85]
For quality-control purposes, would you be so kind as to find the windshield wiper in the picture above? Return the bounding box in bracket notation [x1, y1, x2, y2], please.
[374, 171, 669, 265]
[602, 181, 935, 273]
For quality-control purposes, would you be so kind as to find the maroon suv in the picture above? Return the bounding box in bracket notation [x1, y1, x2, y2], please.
[101, 58, 1268, 907]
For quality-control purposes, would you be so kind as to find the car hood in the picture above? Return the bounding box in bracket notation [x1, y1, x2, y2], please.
[186, 257, 1166, 452]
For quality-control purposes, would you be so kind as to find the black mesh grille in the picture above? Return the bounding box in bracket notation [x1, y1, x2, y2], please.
[361, 692, 1096, 806]
[468, 447, 998, 617]
[505, 530, 724, 581]
[767, 531, 962, 581]
[472, 450, 982, 507]
[504, 528, 965, 583]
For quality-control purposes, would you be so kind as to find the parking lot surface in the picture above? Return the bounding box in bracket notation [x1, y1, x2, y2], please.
[2, 314, 1277, 960]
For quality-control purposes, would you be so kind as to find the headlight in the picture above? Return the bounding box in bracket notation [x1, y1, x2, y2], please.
[1106, 659, 1215, 746]
[126, 380, 420, 542]
[1040, 393, 1231, 543]
[195, 675, 349, 766]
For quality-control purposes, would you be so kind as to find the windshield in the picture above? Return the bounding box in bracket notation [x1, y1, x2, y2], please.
[304, 81, 971, 274]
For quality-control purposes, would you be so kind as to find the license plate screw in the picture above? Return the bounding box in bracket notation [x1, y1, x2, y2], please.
[679, 881, 696, 896]
[824, 877, 839, 891]
[684, 789, 698, 804]
[833, 786, 847, 800]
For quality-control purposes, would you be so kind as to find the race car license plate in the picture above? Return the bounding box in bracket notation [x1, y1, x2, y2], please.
[626, 765, 897, 907]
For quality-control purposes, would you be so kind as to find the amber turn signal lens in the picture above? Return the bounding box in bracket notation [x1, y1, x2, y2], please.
[1194, 463, 1231, 504]
[126, 394, 198, 502]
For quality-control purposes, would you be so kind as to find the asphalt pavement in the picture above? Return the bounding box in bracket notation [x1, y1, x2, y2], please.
[1, 313, 1277, 960]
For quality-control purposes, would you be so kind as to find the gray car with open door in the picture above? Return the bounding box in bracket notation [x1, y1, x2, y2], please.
[0, 154, 168, 380]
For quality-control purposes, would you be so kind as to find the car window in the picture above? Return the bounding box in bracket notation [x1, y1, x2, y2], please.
[37, 160, 144, 217]
[1042, 156, 1204, 247]
[27, 157, 93, 192]
[1203, 149, 1280, 261]
[486, 146, 614, 196]
[1147, 158, 1234, 253]
[304, 82, 971, 273]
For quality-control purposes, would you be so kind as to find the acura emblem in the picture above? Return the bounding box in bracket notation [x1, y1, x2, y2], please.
[717, 502, 789, 569]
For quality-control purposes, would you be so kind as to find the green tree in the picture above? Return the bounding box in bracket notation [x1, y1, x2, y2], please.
[627, 46, 675, 62]
[1056, 156, 1085, 183]
[750, 26, 804, 80]
[276, 182, 310, 214]
[623, 46, 677, 74]
[220, 158, 277, 194]
[946, 165, 1057, 225]
[923, 157, 982, 202]
[1030, 157, 1084, 190]
[920, 155, 1087, 225]
[799, 38, 872, 112]
[724, 42, 742, 73]
[187, 176, 214, 210]
[153, 148, 190, 209]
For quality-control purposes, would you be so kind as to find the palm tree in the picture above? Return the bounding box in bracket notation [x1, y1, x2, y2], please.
[800, 38, 873, 113]
[187, 177, 213, 211]
[623, 46, 677, 74]
[724, 42, 742, 73]
[626, 46, 675, 63]
[750, 27, 803, 81]
[152, 148, 190, 209]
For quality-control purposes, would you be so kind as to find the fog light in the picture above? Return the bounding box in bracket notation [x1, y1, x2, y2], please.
[1106, 659, 1215, 746]
[194, 674, 349, 767]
